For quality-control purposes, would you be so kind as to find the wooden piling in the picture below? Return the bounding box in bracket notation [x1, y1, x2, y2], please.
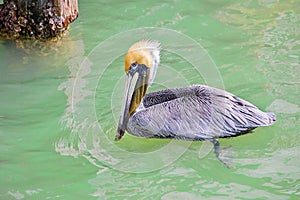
[0, 0, 78, 39]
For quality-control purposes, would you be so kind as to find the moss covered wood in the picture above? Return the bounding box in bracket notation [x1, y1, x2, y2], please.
[0, 0, 78, 39]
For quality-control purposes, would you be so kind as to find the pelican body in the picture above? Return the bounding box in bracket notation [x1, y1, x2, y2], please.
[116, 40, 276, 167]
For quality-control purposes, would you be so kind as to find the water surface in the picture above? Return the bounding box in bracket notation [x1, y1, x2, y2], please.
[1, 0, 299, 199]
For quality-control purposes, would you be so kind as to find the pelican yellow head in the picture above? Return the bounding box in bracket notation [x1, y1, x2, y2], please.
[116, 40, 160, 141]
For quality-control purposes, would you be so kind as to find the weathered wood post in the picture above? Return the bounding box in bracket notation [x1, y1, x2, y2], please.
[0, 0, 78, 39]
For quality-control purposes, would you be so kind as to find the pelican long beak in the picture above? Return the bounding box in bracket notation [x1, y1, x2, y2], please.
[116, 64, 149, 141]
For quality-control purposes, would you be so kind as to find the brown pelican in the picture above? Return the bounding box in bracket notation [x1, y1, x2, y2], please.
[116, 40, 276, 167]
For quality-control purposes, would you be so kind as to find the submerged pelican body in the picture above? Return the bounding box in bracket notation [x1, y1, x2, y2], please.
[116, 40, 276, 167]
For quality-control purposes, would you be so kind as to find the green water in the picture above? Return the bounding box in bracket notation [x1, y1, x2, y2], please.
[1, 0, 300, 199]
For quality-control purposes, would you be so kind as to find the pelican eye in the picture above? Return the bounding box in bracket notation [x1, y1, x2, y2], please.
[130, 62, 138, 70]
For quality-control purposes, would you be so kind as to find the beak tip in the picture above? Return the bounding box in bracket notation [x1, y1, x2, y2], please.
[115, 135, 121, 141]
[115, 127, 125, 141]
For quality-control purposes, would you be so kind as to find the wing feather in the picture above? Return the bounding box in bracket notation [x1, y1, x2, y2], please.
[127, 85, 275, 140]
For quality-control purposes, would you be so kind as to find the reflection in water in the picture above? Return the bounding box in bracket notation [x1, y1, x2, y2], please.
[56, 40, 96, 157]
[267, 99, 300, 114]
[89, 148, 291, 199]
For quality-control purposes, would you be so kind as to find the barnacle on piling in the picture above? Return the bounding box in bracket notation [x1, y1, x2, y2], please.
[0, 1, 78, 40]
